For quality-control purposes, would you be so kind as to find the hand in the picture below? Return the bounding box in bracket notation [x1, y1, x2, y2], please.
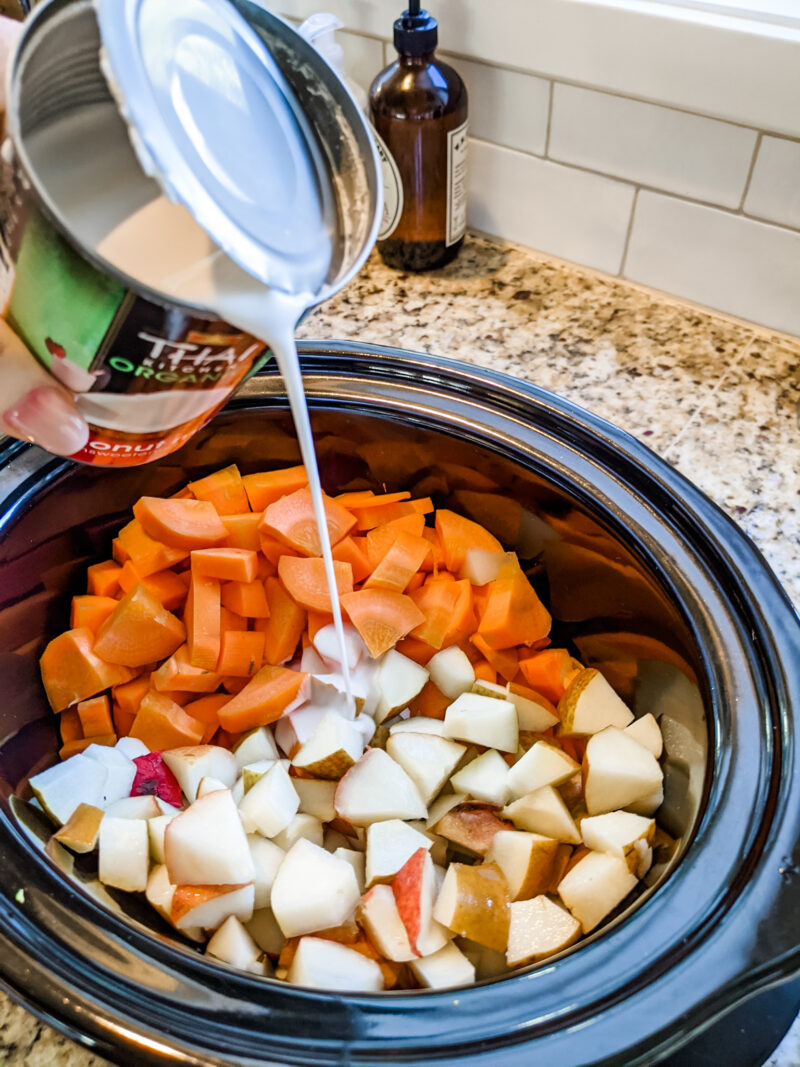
[0, 15, 89, 456]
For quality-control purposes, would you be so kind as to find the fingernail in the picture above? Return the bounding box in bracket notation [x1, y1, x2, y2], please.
[3, 386, 90, 455]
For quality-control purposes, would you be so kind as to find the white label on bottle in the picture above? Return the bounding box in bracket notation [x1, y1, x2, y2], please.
[446, 120, 468, 247]
[372, 125, 404, 241]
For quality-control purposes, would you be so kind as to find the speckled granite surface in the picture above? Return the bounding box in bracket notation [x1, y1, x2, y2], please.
[1, 234, 798, 1066]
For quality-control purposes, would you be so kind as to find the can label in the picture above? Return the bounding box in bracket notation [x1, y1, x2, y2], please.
[0, 162, 268, 466]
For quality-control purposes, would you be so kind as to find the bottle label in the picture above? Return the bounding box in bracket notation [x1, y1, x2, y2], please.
[446, 120, 469, 247]
[372, 125, 404, 241]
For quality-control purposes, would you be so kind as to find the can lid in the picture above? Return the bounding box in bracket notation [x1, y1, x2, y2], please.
[95, 0, 333, 294]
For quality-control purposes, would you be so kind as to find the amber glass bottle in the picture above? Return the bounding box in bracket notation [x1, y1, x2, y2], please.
[369, 3, 468, 272]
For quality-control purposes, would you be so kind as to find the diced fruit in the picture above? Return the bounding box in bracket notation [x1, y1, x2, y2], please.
[53, 803, 105, 853]
[392, 848, 452, 957]
[271, 839, 361, 938]
[172, 883, 255, 931]
[389, 716, 445, 737]
[459, 548, 510, 586]
[106, 795, 161, 819]
[248, 835, 285, 909]
[148, 813, 174, 863]
[385, 731, 465, 805]
[502, 786, 581, 844]
[450, 749, 510, 806]
[583, 727, 663, 815]
[291, 711, 364, 779]
[238, 761, 300, 838]
[409, 941, 476, 989]
[433, 802, 511, 855]
[558, 850, 639, 932]
[292, 778, 336, 823]
[558, 669, 634, 736]
[81, 743, 137, 805]
[287, 936, 383, 991]
[272, 813, 324, 851]
[115, 737, 149, 760]
[233, 727, 280, 769]
[165, 789, 255, 885]
[505, 741, 580, 800]
[427, 647, 475, 700]
[506, 895, 582, 967]
[443, 692, 518, 753]
[131, 752, 183, 807]
[334, 848, 366, 894]
[433, 862, 510, 952]
[161, 746, 237, 803]
[580, 811, 655, 878]
[365, 819, 433, 888]
[357, 884, 416, 962]
[197, 776, 230, 798]
[374, 649, 429, 724]
[624, 713, 663, 758]
[30, 755, 108, 826]
[504, 683, 559, 733]
[486, 830, 561, 900]
[98, 816, 149, 892]
[334, 749, 427, 826]
[205, 915, 264, 973]
[246, 908, 286, 956]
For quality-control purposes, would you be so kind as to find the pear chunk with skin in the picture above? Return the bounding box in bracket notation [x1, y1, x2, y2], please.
[292, 778, 336, 823]
[427, 646, 475, 700]
[386, 731, 466, 805]
[148, 813, 175, 864]
[426, 792, 467, 831]
[583, 727, 663, 815]
[172, 883, 255, 931]
[557, 668, 634, 736]
[197, 776, 230, 799]
[98, 816, 149, 892]
[365, 818, 432, 888]
[374, 649, 429, 724]
[334, 748, 427, 826]
[246, 908, 285, 957]
[288, 936, 384, 991]
[506, 895, 582, 966]
[238, 761, 299, 839]
[433, 861, 510, 952]
[165, 788, 255, 886]
[30, 754, 108, 826]
[106, 795, 161, 820]
[358, 883, 416, 962]
[389, 716, 446, 737]
[486, 830, 561, 900]
[443, 692, 519, 753]
[502, 786, 582, 844]
[624, 713, 663, 758]
[271, 839, 361, 938]
[393, 848, 453, 957]
[410, 941, 476, 989]
[557, 850, 638, 932]
[450, 749, 510, 806]
[433, 802, 512, 856]
[233, 727, 279, 770]
[291, 710, 364, 779]
[53, 803, 105, 853]
[206, 915, 265, 974]
[505, 740, 579, 800]
[504, 683, 559, 733]
[161, 746, 237, 803]
[580, 811, 655, 878]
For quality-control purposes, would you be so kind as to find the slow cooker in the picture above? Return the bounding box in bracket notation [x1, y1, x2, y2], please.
[0, 341, 798, 1065]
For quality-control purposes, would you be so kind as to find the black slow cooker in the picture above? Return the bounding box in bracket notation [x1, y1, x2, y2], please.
[0, 342, 798, 1066]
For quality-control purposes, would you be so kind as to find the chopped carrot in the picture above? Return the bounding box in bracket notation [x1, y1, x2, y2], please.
[435, 510, 503, 573]
[508, 680, 559, 717]
[129, 690, 205, 749]
[188, 464, 250, 515]
[256, 578, 306, 665]
[243, 465, 308, 511]
[425, 570, 456, 584]
[260, 487, 355, 556]
[420, 526, 444, 574]
[220, 579, 270, 618]
[217, 665, 308, 733]
[220, 606, 249, 632]
[113, 673, 151, 716]
[192, 547, 258, 583]
[408, 680, 450, 720]
[134, 497, 227, 550]
[221, 512, 262, 551]
[94, 584, 186, 668]
[111, 537, 129, 564]
[117, 563, 187, 611]
[477, 559, 551, 650]
[76, 693, 113, 738]
[216, 630, 265, 677]
[40, 628, 134, 712]
[405, 571, 425, 594]
[255, 554, 276, 580]
[350, 497, 433, 532]
[394, 635, 436, 665]
[470, 633, 519, 682]
[112, 703, 136, 738]
[340, 589, 425, 658]
[70, 595, 118, 634]
[517, 648, 575, 705]
[151, 644, 221, 692]
[59, 707, 82, 744]
[307, 610, 333, 642]
[221, 676, 250, 694]
[183, 693, 231, 724]
[365, 514, 427, 569]
[60, 734, 116, 760]
[185, 574, 221, 670]
[332, 535, 372, 583]
[278, 556, 354, 612]
[335, 490, 410, 509]
[409, 579, 475, 650]
[117, 518, 189, 577]
[259, 534, 299, 568]
[559, 735, 587, 765]
[474, 660, 498, 684]
[365, 531, 431, 593]
[86, 560, 122, 598]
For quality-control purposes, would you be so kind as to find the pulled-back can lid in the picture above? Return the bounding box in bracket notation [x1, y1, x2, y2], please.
[95, 0, 334, 294]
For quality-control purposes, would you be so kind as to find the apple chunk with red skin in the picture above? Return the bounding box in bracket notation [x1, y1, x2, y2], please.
[392, 848, 452, 957]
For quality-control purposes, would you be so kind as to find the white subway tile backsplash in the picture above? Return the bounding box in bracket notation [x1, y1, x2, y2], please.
[625, 192, 800, 335]
[338, 30, 386, 96]
[440, 55, 550, 157]
[468, 139, 634, 275]
[744, 136, 800, 230]
[549, 85, 756, 209]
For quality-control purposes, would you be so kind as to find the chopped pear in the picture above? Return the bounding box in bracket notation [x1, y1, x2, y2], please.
[271, 838, 361, 938]
[162, 746, 238, 803]
[457, 938, 510, 980]
[393, 847, 452, 956]
[502, 786, 581, 844]
[557, 669, 634, 736]
[389, 715, 446, 737]
[374, 649, 429, 724]
[106, 795, 161, 820]
[165, 789, 255, 886]
[425, 792, 467, 831]
[313, 621, 366, 671]
[504, 683, 559, 733]
[433, 862, 510, 952]
[427, 647, 475, 700]
[246, 907, 285, 956]
[333, 847, 366, 893]
[410, 941, 476, 989]
[272, 813, 324, 851]
[470, 679, 509, 700]
[287, 936, 383, 991]
[506, 895, 582, 966]
[30, 754, 108, 826]
[626, 786, 664, 817]
[460, 548, 510, 586]
[172, 882, 255, 931]
[583, 727, 663, 815]
[443, 692, 519, 752]
[365, 819, 433, 888]
[232, 726, 280, 769]
[486, 830, 561, 900]
[292, 778, 337, 823]
[357, 883, 416, 962]
[248, 835, 285, 909]
[206, 915, 264, 973]
[580, 810, 655, 864]
[237, 762, 299, 839]
[624, 713, 663, 758]
[53, 803, 104, 853]
[115, 737, 149, 760]
[386, 731, 466, 805]
[450, 749, 510, 805]
[82, 744, 137, 805]
[433, 802, 511, 856]
[292, 711, 364, 779]
[505, 741, 579, 800]
[98, 816, 149, 892]
[241, 760, 277, 793]
[274, 705, 327, 758]
[196, 775, 230, 798]
[334, 748, 427, 826]
[148, 813, 175, 863]
[557, 850, 638, 932]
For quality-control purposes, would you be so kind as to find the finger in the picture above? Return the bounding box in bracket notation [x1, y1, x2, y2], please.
[0, 319, 89, 455]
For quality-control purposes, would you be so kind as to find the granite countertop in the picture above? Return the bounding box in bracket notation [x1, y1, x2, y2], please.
[2, 234, 798, 1065]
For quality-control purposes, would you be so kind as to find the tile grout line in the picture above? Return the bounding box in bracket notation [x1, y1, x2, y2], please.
[543, 81, 555, 157]
[619, 187, 640, 276]
[738, 131, 763, 211]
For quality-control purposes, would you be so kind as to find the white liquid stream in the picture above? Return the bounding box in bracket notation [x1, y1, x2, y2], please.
[26, 103, 355, 707]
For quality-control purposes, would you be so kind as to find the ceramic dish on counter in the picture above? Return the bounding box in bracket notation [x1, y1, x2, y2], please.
[0, 341, 798, 1066]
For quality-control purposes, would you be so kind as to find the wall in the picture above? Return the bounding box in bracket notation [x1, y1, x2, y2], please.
[279, 1, 800, 337]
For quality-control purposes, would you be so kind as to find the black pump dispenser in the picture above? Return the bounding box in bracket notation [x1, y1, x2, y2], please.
[393, 0, 438, 57]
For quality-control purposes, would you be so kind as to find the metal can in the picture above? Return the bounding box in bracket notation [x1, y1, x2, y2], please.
[0, 0, 380, 466]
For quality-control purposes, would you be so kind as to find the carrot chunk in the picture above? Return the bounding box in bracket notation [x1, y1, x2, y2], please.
[129, 690, 205, 749]
[434, 509, 503, 573]
[278, 556, 354, 612]
[59, 707, 83, 744]
[40, 628, 134, 712]
[365, 514, 427, 569]
[340, 589, 425, 658]
[86, 560, 122, 598]
[307, 610, 333, 642]
[470, 633, 520, 682]
[350, 497, 433, 532]
[112, 673, 151, 716]
[477, 559, 551, 650]
[112, 704, 136, 738]
[260, 487, 355, 557]
[221, 513, 263, 551]
[394, 635, 436, 665]
[517, 648, 575, 704]
[335, 490, 411, 509]
[216, 631, 265, 677]
[408, 579, 476, 650]
[217, 664, 308, 733]
[259, 534, 299, 568]
[474, 660, 498, 684]
[117, 563, 187, 611]
[332, 535, 372, 583]
[188, 464, 250, 515]
[116, 518, 189, 577]
[220, 579, 270, 618]
[183, 693, 231, 724]
[60, 734, 116, 759]
[185, 574, 221, 671]
[70, 595, 118, 634]
[76, 693, 114, 738]
[408, 680, 450, 720]
[365, 531, 431, 593]
[151, 644, 221, 692]
[94, 584, 186, 668]
[256, 578, 306, 665]
[220, 606, 249, 632]
[243, 465, 308, 511]
[192, 547, 258, 583]
[133, 497, 227, 550]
